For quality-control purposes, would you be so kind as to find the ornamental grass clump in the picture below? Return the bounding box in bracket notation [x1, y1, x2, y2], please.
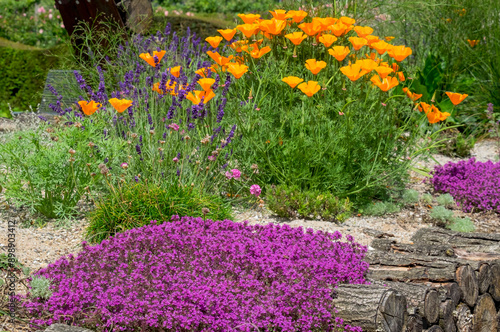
[23, 217, 367, 331]
[431, 158, 500, 213]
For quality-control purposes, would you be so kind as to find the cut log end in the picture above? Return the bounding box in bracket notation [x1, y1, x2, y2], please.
[456, 265, 479, 307]
[472, 293, 498, 332]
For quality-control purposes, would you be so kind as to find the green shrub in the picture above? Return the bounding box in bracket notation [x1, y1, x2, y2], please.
[420, 193, 433, 205]
[29, 275, 52, 300]
[429, 206, 454, 223]
[447, 216, 475, 232]
[436, 193, 456, 208]
[401, 189, 419, 205]
[86, 182, 233, 244]
[363, 201, 401, 216]
[265, 185, 352, 222]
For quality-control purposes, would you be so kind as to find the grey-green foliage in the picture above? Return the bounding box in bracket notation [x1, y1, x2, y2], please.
[29, 275, 52, 300]
[420, 193, 433, 205]
[430, 206, 454, 222]
[364, 201, 401, 216]
[447, 217, 475, 233]
[436, 194, 455, 208]
[401, 189, 419, 205]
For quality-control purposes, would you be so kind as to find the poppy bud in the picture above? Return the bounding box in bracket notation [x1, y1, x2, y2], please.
[69, 149, 76, 155]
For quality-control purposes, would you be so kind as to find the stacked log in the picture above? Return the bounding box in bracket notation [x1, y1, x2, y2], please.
[333, 228, 500, 332]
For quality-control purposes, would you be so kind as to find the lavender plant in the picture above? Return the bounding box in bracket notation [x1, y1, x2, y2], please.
[23, 217, 367, 331]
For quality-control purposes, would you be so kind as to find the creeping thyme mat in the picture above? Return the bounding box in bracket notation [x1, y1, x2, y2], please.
[22, 216, 367, 332]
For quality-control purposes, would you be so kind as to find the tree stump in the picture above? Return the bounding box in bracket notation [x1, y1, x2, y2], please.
[477, 264, 492, 295]
[489, 263, 500, 301]
[456, 265, 479, 307]
[472, 294, 498, 332]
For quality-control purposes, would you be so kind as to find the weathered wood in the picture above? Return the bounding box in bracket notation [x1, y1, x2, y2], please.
[454, 303, 473, 332]
[489, 263, 500, 301]
[371, 238, 456, 257]
[425, 326, 444, 332]
[472, 293, 498, 332]
[496, 309, 500, 332]
[333, 284, 407, 332]
[116, 0, 153, 33]
[477, 264, 492, 295]
[427, 282, 463, 306]
[456, 265, 479, 307]
[411, 228, 500, 254]
[439, 300, 456, 332]
[407, 314, 424, 332]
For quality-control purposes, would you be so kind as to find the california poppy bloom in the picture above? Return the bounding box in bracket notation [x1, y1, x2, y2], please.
[297, 81, 321, 97]
[467, 39, 479, 47]
[364, 35, 380, 46]
[397, 71, 405, 81]
[246, 45, 271, 59]
[298, 21, 322, 36]
[370, 75, 399, 91]
[305, 59, 327, 75]
[402, 88, 422, 102]
[139, 50, 166, 67]
[384, 36, 395, 42]
[354, 26, 374, 38]
[388, 45, 412, 62]
[391, 63, 399, 72]
[340, 63, 368, 81]
[371, 41, 392, 55]
[217, 28, 237, 41]
[356, 59, 378, 72]
[445, 92, 468, 105]
[285, 31, 308, 45]
[186, 90, 216, 104]
[170, 66, 181, 78]
[108, 98, 133, 113]
[374, 66, 394, 79]
[349, 37, 368, 50]
[269, 9, 287, 20]
[229, 40, 248, 52]
[78, 100, 101, 116]
[236, 24, 259, 38]
[205, 36, 223, 48]
[282, 76, 304, 88]
[328, 46, 350, 61]
[237, 13, 260, 24]
[329, 22, 347, 37]
[285, 10, 308, 23]
[227, 63, 249, 79]
[318, 34, 337, 47]
[417, 102, 432, 114]
[198, 78, 215, 91]
[206, 51, 233, 66]
[339, 16, 356, 25]
[259, 19, 287, 35]
[426, 105, 450, 123]
[312, 17, 336, 30]
[195, 67, 212, 77]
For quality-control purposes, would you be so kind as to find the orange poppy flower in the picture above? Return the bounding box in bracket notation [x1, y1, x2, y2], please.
[298, 21, 323, 36]
[402, 88, 422, 102]
[329, 22, 347, 37]
[467, 39, 479, 47]
[217, 29, 237, 41]
[236, 24, 260, 38]
[269, 9, 287, 20]
[305, 59, 327, 75]
[108, 98, 132, 113]
[227, 63, 249, 79]
[356, 59, 378, 72]
[285, 31, 308, 45]
[370, 75, 399, 91]
[285, 10, 308, 23]
[339, 16, 355, 25]
[417, 102, 432, 114]
[391, 63, 399, 72]
[195, 67, 212, 77]
[229, 40, 248, 52]
[328, 46, 350, 61]
[198, 78, 215, 91]
[354, 26, 374, 38]
[211, 64, 227, 72]
[374, 66, 394, 79]
[282, 76, 304, 89]
[312, 17, 336, 30]
[388, 45, 412, 62]
[318, 34, 337, 47]
[245, 45, 271, 59]
[426, 105, 450, 123]
[206, 51, 233, 66]
[259, 19, 287, 35]
[205, 36, 223, 48]
[152, 81, 183, 96]
[384, 36, 395, 42]
[237, 13, 260, 24]
[297, 81, 321, 97]
[139, 50, 166, 67]
[170, 66, 181, 78]
[371, 41, 392, 55]
[445, 92, 468, 106]
[349, 37, 368, 50]
[340, 63, 368, 81]
[364, 35, 380, 46]
[186, 90, 216, 104]
[397, 71, 405, 81]
[78, 100, 101, 116]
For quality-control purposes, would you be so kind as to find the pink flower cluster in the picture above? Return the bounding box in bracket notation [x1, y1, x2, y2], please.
[225, 168, 241, 180]
[23, 217, 368, 331]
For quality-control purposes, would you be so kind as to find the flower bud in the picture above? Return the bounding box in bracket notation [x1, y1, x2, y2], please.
[69, 149, 76, 155]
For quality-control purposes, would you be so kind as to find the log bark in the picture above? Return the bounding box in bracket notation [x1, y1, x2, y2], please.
[411, 228, 500, 254]
[489, 263, 500, 301]
[333, 284, 407, 332]
[477, 264, 492, 295]
[454, 303, 473, 332]
[456, 265, 479, 307]
[472, 293, 498, 332]
[439, 299, 457, 332]
[407, 314, 424, 332]
[496, 309, 500, 332]
[371, 238, 456, 257]
[425, 326, 444, 332]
